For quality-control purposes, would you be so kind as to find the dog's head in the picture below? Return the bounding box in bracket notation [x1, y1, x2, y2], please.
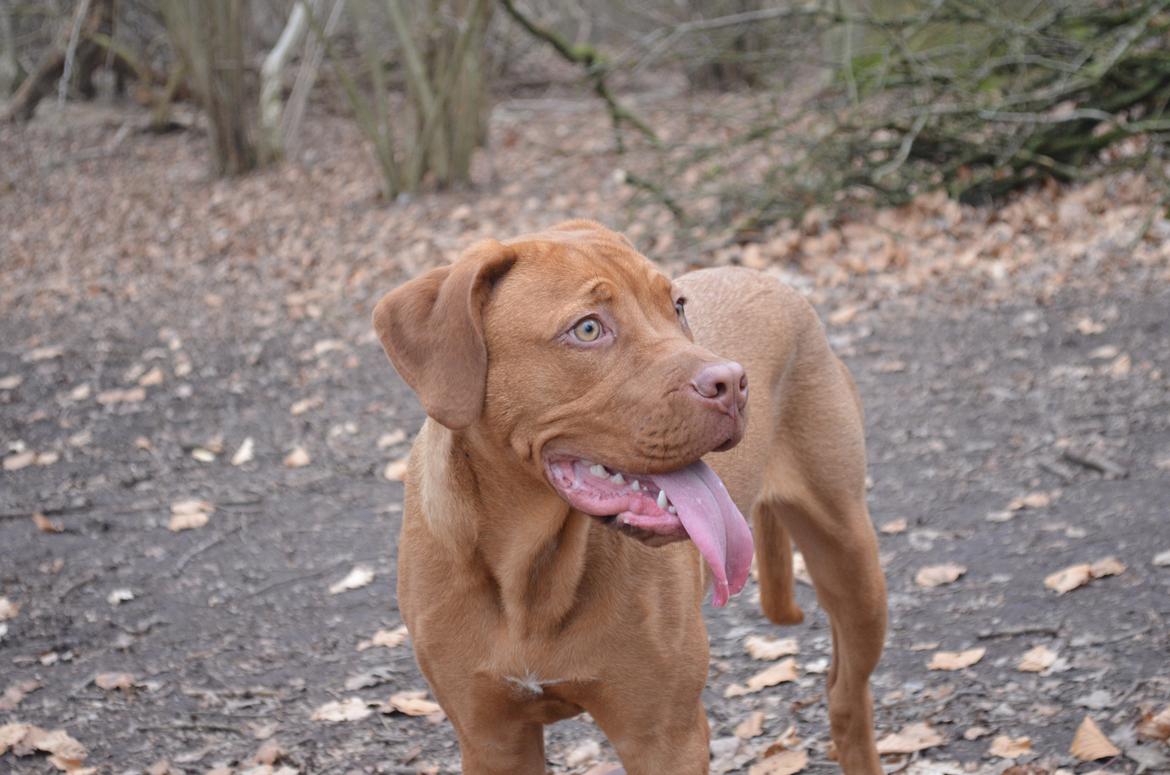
[373, 220, 752, 604]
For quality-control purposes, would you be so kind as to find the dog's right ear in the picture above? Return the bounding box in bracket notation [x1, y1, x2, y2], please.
[372, 240, 516, 430]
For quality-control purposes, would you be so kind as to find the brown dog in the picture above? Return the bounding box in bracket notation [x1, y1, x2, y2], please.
[372, 221, 887, 774]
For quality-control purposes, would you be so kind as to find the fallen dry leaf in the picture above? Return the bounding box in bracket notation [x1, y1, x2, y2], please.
[312, 339, 347, 357]
[1017, 645, 1057, 673]
[760, 726, 801, 758]
[311, 697, 371, 722]
[290, 396, 322, 416]
[1070, 716, 1120, 761]
[725, 658, 799, 697]
[1046, 557, 1126, 594]
[879, 518, 907, 534]
[137, 367, 165, 386]
[989, 735, 1033, 759]
[565, 739, 600, 767]
[1089, 345, 1120, 360]
[1045, 563, 1092, 594]
[329, 565, 375, 594]
[876, 722, 945, 754]
[169, 499, 213, 532]
[964, 725, 992, 741]
[32, 513, 63, 533]
[4, 726, 89, 770]
[386, 690, 442, 717]
[1137, 705, 1170, 742]
[0, 680, 40, 711]
[3, 451, 36, 472]
[383, 456, 410, 481]
[744, 635, 799, 661]
[357, 625, 409, 651]
[915, 563, 967, 588]
[875, 360, 907, 373]
[171, 498, 212, 515]
[1089, 556, 1126, 578]
[96, 386, 146, 405]
[168, 510, 209, 532]
[283, 446, 311, 468]
[1153, 549, 1170, 567]
[377, 429, 408, 449]
[0, 722, 30, 755]
[928, 648, 985, 671]
[0, 374, 22, 390]
[1076, 317, 1106, 335]
[1107, 353, 1132, 378]
[735, 711, 766, 739]
[749, 749, 808, 775]
[1008, 491, 1052, 511]
[24, 345, 63, 362]
[94, 672, 135, 691]
[231, 437, 255, 466]
[0, 597, 19, 621]
[828, 304, 861, 325]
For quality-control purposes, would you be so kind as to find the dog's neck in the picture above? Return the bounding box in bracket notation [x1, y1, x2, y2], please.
[417, 420, 594, 636]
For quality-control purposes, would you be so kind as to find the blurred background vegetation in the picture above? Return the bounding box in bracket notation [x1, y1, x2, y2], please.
[3, 0, 1168, 235]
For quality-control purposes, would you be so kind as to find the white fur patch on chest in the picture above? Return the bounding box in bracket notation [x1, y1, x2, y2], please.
[504, 671, 567, 696]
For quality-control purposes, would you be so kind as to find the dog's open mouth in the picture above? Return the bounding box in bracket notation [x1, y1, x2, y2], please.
[545, 456, 754, 607]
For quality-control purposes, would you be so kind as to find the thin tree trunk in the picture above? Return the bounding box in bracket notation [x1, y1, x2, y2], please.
[1, 0, 23, 96]
[163, 0, 258, 176]
[259, 0, 314, 161]
[301, 0, 400, 193]
[389, 0, 489, 189]
[282, 0, 344, 155]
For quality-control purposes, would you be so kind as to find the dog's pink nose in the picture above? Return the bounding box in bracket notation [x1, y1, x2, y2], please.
[690, 361, 748, 414]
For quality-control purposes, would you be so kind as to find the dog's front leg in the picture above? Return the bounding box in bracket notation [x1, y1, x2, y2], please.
[449, 713, 546, 775]
[590, 697, 711, 775]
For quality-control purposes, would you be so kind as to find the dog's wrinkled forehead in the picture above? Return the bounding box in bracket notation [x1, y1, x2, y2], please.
[495, 226, 675, 327]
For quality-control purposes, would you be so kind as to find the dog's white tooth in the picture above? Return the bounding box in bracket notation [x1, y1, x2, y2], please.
[630, 480, 641, 492]
[667, 505, 677, 514]
[657, 490, 668, 509]
[610, 472, 625, 485]
[589, 464, 606, 477]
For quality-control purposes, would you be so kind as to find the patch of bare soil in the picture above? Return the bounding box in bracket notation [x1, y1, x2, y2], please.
[1, 96, 1168, 774]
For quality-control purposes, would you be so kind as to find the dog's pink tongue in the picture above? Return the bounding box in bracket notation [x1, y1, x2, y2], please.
[651, 461, 753, 607]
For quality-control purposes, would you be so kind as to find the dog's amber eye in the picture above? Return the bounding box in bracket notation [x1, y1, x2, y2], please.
[572, 318, 602, 342]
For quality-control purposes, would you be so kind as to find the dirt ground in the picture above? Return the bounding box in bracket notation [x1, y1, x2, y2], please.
[2, 94, 1169, 775]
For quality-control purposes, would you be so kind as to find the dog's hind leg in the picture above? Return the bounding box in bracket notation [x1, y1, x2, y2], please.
[776, 495, 885, 775]
[752, 501, 805, 625]
[758, 354, 886, 774]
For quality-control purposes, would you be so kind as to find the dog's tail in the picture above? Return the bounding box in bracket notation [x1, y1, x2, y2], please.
[752, 503, 804, 625]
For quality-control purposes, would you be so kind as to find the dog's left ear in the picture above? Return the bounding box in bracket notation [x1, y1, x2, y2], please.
[372, 240, 516, 430]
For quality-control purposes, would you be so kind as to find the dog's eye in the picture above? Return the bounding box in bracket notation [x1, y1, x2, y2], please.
[674, 298, 688, 326]
[572, 318, 603, 342]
